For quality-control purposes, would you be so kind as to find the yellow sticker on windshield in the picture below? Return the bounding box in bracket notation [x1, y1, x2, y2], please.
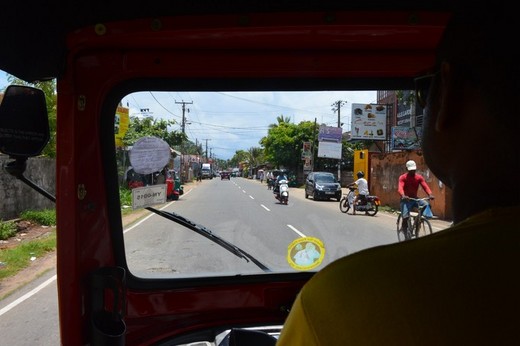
[287, 237, 325, 271]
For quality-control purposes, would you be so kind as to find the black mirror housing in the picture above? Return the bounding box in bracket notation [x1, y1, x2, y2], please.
[0, 85, 49, 157]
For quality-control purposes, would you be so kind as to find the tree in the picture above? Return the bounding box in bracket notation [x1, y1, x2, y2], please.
[6, 76, 57, 158]
[229, 149, 250, 169]
[247, 147, 264, 168]
[269, 115, 291, 128]
[261, 119, 316, 172]
[123, 116, 186, 148]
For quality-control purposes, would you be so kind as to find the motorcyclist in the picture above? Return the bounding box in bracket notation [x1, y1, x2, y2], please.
[347, 171, 369, 215]
[273, 172, 288, 195]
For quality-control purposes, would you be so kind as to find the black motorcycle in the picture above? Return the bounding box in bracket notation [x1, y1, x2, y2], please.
[339, 186, 380, 216]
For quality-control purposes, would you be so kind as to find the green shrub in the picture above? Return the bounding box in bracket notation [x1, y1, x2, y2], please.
[0, 220, 17, 240]
[119, 186, 132, 207]
[19, 209, 56, 226]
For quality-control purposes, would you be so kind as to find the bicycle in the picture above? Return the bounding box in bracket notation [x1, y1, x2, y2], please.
[396, 197, 433, 241]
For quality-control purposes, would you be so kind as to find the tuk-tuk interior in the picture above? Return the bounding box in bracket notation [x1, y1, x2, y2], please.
[0, 1, 461, 345]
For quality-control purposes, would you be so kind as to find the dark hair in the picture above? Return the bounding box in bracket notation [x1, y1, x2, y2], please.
[437, 5, 518, 113]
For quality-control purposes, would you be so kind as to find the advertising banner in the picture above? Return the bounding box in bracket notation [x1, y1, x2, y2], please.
[302, 141, 312, 159]
[318, 125, 342, 142]
[391, 126, 422, 150]
[115, 106, 129, 147]
[350, 103, 387, 140]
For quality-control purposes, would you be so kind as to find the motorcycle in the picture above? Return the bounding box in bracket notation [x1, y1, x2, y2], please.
[274, 179, 289, 204]
[339, 186, 380, 216]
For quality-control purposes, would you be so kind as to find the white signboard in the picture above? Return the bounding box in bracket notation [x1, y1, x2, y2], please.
[317, 141, 342, 159]
[351, 103, 387, 140]
[129, 136, 171, 174]
[132, 184, 167, 209]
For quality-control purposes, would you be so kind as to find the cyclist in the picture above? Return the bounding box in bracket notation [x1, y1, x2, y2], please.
[347, 171, 369, 215]
[397, 160, 434, 231]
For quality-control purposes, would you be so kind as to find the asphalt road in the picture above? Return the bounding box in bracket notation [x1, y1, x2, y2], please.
[0, 178, 452, 345]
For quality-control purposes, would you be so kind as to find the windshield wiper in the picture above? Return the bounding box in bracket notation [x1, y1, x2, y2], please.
[146, 207, 271, 272]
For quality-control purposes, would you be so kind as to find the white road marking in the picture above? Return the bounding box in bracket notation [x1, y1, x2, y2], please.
[288, 224, 306, 237]
[261, 204, 270, 211]
[0, 275, 57, 316]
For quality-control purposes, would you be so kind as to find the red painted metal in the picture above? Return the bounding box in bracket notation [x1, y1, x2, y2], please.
[53, 8, 451, 345]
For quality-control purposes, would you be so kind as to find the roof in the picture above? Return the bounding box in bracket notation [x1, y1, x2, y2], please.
[0, 1, 463, 83]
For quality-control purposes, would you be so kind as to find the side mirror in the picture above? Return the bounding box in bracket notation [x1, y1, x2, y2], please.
[0, 85, 50, 158]
[0, 85, 55, 202]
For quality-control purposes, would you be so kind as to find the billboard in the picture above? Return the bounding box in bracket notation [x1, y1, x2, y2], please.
[391, 126, 422, 150]
[350, 103, 387, 140]
[318, 125, 342, 142]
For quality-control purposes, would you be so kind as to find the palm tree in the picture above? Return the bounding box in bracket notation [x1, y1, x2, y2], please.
[268, 115, 291, 129]
[247, 147, 264, 168]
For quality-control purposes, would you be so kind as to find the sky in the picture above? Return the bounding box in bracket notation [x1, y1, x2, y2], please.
[1, 70, 376, 160]
[122, 90, 376, 160]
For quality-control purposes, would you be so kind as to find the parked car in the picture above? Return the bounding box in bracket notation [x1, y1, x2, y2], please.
[221, 171, 231, 180]
[305, 171, 342, 201]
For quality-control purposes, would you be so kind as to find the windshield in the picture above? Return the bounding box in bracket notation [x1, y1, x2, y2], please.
[116, 90, 401, 279]
[315, 174, 337, 183]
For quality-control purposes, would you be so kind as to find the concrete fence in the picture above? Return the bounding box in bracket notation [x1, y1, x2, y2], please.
[0, 155, 56, 220]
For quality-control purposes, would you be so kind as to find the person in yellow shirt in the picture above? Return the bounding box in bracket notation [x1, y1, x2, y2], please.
[277, 5, 519, 345]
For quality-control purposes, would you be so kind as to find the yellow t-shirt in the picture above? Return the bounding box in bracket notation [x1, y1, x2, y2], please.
[276, 206, 520, 345]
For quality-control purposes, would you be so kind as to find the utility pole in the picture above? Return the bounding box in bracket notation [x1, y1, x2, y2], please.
[312, 118, 317, 172]
[175, 100, 193, 134]
[176, 100, 193, 183]
[203, 139, 211, 161]
[332, 100, 348, 183]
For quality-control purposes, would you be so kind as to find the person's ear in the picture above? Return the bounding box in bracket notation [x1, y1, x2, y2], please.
[435, 61, 462, 131]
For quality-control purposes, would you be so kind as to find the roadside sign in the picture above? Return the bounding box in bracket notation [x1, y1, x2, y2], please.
[132, 185, 167, 209]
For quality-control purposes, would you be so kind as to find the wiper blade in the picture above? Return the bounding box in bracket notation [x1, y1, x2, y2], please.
[146, 207, 271, 272]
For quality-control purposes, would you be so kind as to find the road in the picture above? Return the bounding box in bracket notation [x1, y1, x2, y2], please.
[0, 177, 452, 345]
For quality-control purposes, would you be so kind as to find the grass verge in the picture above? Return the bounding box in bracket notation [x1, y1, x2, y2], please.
[0, 229, 56, 280]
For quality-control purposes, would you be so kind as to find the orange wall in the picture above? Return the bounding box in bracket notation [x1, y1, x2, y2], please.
[369, 151, 452, 221]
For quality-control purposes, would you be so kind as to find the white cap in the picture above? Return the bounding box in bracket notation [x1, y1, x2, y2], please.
[406, 160, 417, 171]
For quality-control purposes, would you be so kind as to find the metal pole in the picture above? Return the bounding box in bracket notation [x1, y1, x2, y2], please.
[337, 101, 342, 183]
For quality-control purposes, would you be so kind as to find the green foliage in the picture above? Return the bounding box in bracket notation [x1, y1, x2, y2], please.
[123, 116, 187, 148]
[261, 118, 315, 171]
[0, 220, 17, 240]
[19, 209, 56, 226]
[229, 149, 250, 168]
[119, 186, 133, 208]
[396, 90, 416, 106]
